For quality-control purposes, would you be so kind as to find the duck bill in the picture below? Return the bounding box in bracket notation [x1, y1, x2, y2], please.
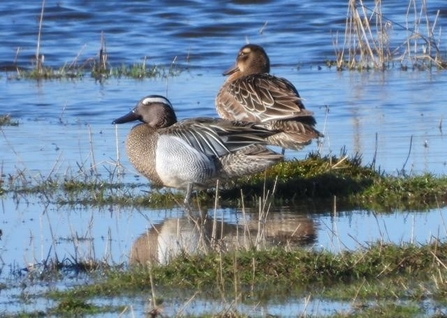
[112, 110, 140, 124]
[222, 64, 240, 76]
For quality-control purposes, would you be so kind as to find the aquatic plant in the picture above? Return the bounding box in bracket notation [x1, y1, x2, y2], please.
[44, 240, 447, 317]
[333, 0, 446, 70]
[0, 114, 19, 126]
[5, 145, 447, 316]
[2, 148, 447, 212]
[6, 5, 184, 82]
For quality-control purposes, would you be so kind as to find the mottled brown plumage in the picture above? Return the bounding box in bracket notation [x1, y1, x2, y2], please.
[216, 44, 323, 150]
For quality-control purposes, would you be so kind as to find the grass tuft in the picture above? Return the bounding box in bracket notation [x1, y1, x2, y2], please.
[0, 114, 19, 126]
[49, 240, 447, 303]
[7, 30, 184, 81]
[49, 297, 124, 316]
[3, 151, 447, 211]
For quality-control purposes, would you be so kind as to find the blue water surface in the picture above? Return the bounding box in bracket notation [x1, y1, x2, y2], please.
[1, 0, 447, 316]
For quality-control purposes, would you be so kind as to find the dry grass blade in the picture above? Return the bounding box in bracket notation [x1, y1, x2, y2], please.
[335, 0, 446, 70]
[35, 0, 45, 74]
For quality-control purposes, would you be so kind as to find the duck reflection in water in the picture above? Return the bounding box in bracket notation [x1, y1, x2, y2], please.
[130, 211, 316, 266]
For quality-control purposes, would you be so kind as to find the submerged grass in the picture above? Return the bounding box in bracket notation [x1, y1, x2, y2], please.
[50, 297, 124, 316]
[8, 53, 184, 81]
[0, 114, 19, 126]
[6, 21, 184, 81]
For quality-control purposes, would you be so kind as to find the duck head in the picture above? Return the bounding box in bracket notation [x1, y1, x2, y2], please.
[113, 95, 177, 128]
[223, 44, 271, 76]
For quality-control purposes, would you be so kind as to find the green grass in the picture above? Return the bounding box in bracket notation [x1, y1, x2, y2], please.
[332, 302, 422, 318]
[6, 61, 183, 81]
[5, 28, 183, 81]
[52, 241, 445, 293]
[92, 61, 183, 80]
[43, 240, 447, 317]
[221, 152, 447, 211]
[5, 152, 447, 316]
[3, 152, 447, 212]
[49, 297, 124, 316]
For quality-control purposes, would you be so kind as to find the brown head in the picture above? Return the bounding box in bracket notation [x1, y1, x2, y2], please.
[112, 95, 177, 128]
[223, 44, 270, 79]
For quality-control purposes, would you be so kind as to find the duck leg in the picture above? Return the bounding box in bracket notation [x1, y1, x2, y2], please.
[183, 183, 194, 211]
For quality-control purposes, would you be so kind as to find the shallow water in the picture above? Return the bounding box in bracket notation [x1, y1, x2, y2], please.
[1, 0, 447, 316]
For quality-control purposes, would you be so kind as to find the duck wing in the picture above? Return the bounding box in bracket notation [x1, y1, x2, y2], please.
[164, 118, 275, 158]
[218, 74, 315, 123]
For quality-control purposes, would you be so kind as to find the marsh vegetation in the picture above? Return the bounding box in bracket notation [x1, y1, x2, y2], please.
[333, 0, 447, 70]
[2, 140, 447, 316]
[2, 0, 445, 82]
[1, 0, 447, 316]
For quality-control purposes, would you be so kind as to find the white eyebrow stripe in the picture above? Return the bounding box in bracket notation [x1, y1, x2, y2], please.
[142, 96, 173, 107]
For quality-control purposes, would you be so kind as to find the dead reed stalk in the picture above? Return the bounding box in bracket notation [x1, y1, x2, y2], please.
[336, 0, 445, 70]
[35, 0, 45, 73]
